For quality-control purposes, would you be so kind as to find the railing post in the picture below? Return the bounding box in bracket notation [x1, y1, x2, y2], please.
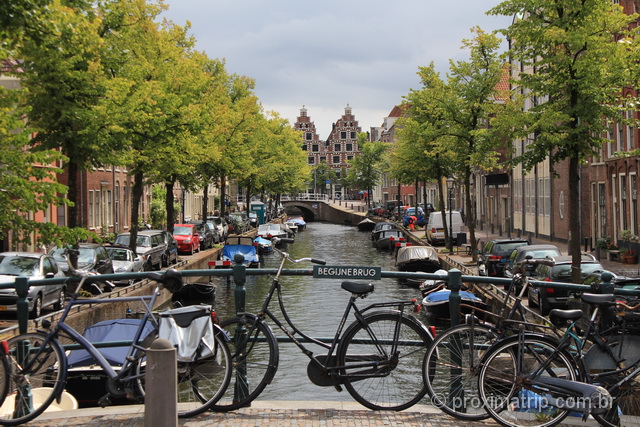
[448, 268, 462, 327]
[232, 254, 249, 403]
[16, 276, 30, 334]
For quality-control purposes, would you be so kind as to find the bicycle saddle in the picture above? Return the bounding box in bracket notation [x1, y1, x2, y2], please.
[148, 268, 183, 293]
[581, 293, 615, 306]
[549, 309, 583, 321]
[341, 281, 374, 295]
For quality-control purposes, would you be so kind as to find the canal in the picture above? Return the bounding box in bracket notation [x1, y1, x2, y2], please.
[212, 221, 426, 403]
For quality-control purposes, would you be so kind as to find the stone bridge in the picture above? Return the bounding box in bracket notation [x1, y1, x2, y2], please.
[282, 200, 366, 225]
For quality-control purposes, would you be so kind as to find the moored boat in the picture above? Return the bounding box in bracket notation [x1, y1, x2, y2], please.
[374, 230, 407, 251]
[288, 216, 307, 230]
[371, 222, 399, 241]
[395, 246, 441, 287]
[421, 287, 487, 319]
[220, 236, 260, 268]
[356, 218, 376, 231]
[254, 236, 273, 254]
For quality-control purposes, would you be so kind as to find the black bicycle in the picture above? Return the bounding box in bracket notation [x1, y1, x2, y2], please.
[214, 238, 435, 411]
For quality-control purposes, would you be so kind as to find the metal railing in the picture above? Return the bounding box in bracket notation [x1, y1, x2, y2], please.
[4, 264, 639, 338]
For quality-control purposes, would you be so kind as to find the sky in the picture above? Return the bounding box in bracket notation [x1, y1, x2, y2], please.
[161, 0, 513, 140]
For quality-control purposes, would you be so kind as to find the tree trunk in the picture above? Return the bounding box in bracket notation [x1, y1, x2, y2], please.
[464, 166, 478, 261]
[437, 177, 449, 246]
[67, 160, 79, 229]
[202, 182, 209, 223]
[165, 181, 175, 233]
[245, 185, 252, 214]
[130, 171, 144, 256]
[220, 176, 227, 215]
[569, 156, 582, 284]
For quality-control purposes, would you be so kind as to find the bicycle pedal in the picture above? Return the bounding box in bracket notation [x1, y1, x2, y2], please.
[333, 384, 343, 392]
[98, 394, 112, 407]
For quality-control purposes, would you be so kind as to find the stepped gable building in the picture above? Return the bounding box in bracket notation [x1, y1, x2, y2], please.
[295, 105, 362, 198]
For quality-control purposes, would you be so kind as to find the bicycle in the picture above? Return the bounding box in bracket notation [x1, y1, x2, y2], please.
[213, 237, 435, 411]
[0, 268, 232, 425]
[477, 292, 640, 427]
[423, 258, 555, 421]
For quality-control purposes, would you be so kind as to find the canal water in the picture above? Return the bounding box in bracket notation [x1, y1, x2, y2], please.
[212, 221, 426, 402]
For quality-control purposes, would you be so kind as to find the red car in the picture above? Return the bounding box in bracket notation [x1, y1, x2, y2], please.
[173, 224, 201, 255]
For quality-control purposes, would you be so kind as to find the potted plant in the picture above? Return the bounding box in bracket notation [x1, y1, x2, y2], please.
[619, 229, 638, 264]
[595, 236, 611, 260]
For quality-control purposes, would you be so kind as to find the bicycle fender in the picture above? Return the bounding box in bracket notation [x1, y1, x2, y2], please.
[359, 310, 435, 341]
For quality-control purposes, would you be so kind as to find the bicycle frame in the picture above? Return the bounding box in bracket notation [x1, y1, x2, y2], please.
[237, 246, 419, 379]
[17, 282, 161, 393]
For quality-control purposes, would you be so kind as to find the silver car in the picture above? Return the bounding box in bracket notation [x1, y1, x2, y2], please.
[105, 246, 144, 286]
[0, 252, 67, 318]
[114, 231, 166, 271]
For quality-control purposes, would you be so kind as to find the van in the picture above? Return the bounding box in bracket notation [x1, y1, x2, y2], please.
[426, 211, 465, 245]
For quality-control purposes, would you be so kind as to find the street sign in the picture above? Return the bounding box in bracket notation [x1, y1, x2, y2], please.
[313, 265, 382, 280]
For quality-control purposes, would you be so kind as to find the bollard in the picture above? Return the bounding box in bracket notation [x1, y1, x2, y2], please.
[144, 338, 177, 427]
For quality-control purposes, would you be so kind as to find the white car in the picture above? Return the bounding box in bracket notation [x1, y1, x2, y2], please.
[0, 252, 67, 318]
[105, 246, 144, 286]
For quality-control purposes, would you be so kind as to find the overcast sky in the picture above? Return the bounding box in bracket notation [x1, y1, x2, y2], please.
[161, 0, 513, 139]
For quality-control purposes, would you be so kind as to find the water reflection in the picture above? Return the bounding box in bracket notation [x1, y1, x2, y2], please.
[212, 222, 425, 402]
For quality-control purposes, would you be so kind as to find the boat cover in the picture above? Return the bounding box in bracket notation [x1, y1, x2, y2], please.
[222, 244, 260, 264]
[422, 290, 483, 306]
[67, 318, 155, 368]
[289, 217, 306, 226]
[395, 246, 439, 266]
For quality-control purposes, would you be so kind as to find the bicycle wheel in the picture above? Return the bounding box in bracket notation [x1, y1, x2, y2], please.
[478, 335, 578, 427]
[0, 344, 10, 409]
[585, 334, 640, 427]
[176, 328, 232, 417]
[210, 315, 279, 411]
[424, 323, 499, 420]
[338, 311, 433, 410]
[0, 333, 66, 425]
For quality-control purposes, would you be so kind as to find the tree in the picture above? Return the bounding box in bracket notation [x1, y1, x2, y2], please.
[346, 134, 387, 207]
[312, 162, 338, 196]
[489, 0, 637, 282]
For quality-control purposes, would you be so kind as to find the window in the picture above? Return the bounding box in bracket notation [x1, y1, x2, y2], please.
[308, 157, 315, 164]
[350, 132, 356, 139]
[115, 183, 120, 232]
[346, 143, 353, 151]
[632, 174, 638, 235]
[320, 157, 326, 163]
[301, 144, 307, 151]
[123, 184, 128, 227]
[340, 131, 347, 139]
[95, 190, 101, 229]
[628, 111, 635, 150]
[306, 132, 312, 141]
[618, 121, 624, 152]
[347, 155, 353, 160]
[538, 178, 544, 215]
[333, 156, 340, 164]
[312, 145, 319, 152]
[107, 189, 112, 226]
[89, 191, 94, 228]
[622, 175, 628, 230]
[545, 178, 551, 216]
[334, 144, 341, 152]
[599, 182, 607, 237]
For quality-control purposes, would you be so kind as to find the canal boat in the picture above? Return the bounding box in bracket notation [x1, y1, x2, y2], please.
[220, 236, 260, 268]
[395, 246, 441, 287]
[257, 224, 288, 241]
[421, 285, 487, 319]
[285, 220, 299, 234]
[288, 216, 307, 230]
[371, 222, 399, 241]
[356, 218, 376, 231]
[65, 318, 155, 407]
[254, 236, 273, 254]
[373, 230, 407, 251]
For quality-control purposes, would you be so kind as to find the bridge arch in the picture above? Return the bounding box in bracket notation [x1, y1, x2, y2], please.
[282, 201, 318, 221]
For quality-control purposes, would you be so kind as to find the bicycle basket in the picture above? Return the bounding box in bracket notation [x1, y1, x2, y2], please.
[158, 305, 216, 362]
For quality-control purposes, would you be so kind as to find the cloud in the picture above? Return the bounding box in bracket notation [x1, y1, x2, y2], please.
[162, 0, 512, 137]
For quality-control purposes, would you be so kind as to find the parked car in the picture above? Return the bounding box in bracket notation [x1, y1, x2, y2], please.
[228, 213, 249, 235]
[50, 243, 115, 277]
[155, 230, 179, 267]
[114, 230, 166, 271]
[173, 224, 201, 255]
[0, 252, 67, 318]
[247, 212, 259, 228]
[188, 222, 215, 250]
[419, 203, 436, 215]
[104, 246, 144, 286]
[367, 204, 385, 217]
[528, 254, 603, 315]
[425, 211, 465, 246]
[477, 238, 530, 277]
[402, 206, 426, 227]
[207, 216, 229, 240]
[504, 244, 562, 279]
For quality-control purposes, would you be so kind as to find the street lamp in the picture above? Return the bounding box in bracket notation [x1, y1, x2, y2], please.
[447, 177, 455, 254]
